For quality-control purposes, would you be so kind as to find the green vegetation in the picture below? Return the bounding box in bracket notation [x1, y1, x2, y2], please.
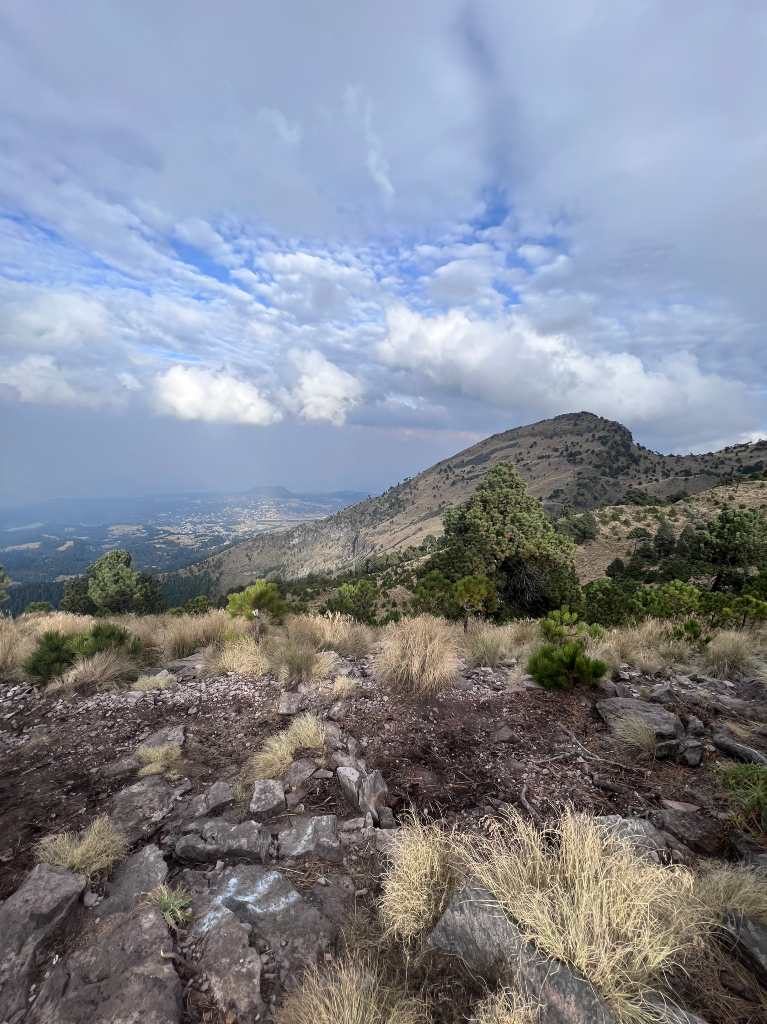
[23, 620, 140, 683]
[23, 630, 78, 682]
[717, 763, 767, 834]
[24, 601, 53, 614]
[0, 563, 9, 606]
[527, 642, 607, 690]
[145, 884, 193, 930]
[453, 574, 496, 631]
[62, 549, 165, 616]
[227, 579, 286, 623]
[325, 579, 379, 624]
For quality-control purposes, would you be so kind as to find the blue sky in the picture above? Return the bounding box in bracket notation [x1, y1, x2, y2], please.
[1, 2, 765, 501]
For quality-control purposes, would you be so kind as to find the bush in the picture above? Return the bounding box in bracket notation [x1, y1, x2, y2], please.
[70, 621, 131, 658]
[35, 815, 127, 877]
[204, 637, 270, 677]
[464, 623, 510, 668]
[540, 608, 602, 645]
[24, 601, 53, 614]
[325, 579, 379, 624]
[50, 650, 135, 695]
[227, 580, 286, 623]
[374, 615, 459, 696]
[703, 630, 755, 679]
[24, 630, 77, 682]
[527, 643, 607, 690]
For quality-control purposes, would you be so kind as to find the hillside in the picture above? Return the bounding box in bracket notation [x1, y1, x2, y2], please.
[176, 411, 767, 595]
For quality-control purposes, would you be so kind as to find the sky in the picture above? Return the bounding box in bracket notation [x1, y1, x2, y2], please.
[1, 2, 766, 503]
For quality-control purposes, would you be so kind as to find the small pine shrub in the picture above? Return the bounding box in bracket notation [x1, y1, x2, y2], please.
[24, 631, 77, 682]
[527, 643, 607, 690]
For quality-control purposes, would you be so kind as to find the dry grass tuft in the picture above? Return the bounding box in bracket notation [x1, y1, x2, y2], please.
[374, 615, 459, 696]
[159, 610, 233, 660]
[702, 630, 755, 679]
[611, 714, 657, 758]
[242, 712, 326, 784]
[464, 624, 511, 668]
[203, 636, 270, 677]
[21, 611, 95, 640]
[136, 742, 183, 778]
[48, 649, 134, 695]
[589, 620, 669, 674]
[470, 988, 540, 1024]
[695, 863, 767, 924]
[35, 815, 127, 877]
[380, 817, 458, 941]
[314, 612, 375, 659]
[145, 883, 193, 930]
[0, 619, 35, 679]
[264, 628, 339, 684]
[459, 810, 712, 1023]
[275, 956, 426, 1024]
[333, 674, 359, 697]
[132, 669, 176, 692]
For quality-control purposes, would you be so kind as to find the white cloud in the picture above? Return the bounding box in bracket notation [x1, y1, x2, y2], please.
[154, 365, 281, 425]
[0, 355, 111, 407]
[0, 290, 108, 350]
[289, 349, 363, 425]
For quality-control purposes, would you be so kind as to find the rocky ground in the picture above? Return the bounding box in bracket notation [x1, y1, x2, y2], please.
[1, 653, 766, 1023]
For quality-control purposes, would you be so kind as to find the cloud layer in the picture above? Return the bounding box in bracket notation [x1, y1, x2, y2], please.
[1, 2, 765, 499]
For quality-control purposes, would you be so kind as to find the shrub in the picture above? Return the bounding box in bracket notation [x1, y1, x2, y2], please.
[50, 650, 135, 694]
[227, 580, 286, 624]
[374, 615, 459, 696]
[702, 630, 754, 679]
[527, 643, 607, 690]
[717, 763, 767, 833]
[24, 630, 77, 682]
[136, 742, 183, 778]
[242, 713, 326, 784]
[453, 575, 497, 631]
[325, 579, 379, 624]
[311, 612, 374, 658]
[589, 620, 667, 674]
[540, 608, 602, 646]
[459, 811, 711, 1022]
[379, 818, 458, 941]
[145, 884, 193, 929]
[275, 957, 425, 1024]
[35, 815, 127, 877]
[69, 621, 131, 658]
[24, 601, 53, 614]
[160, 610, 232, 659]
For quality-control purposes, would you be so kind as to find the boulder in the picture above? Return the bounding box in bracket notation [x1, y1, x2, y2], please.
[648, 683, 675, 704]
[175, 819, 269, 863]
[136, 724, 186, 753]
[283, 757, 318, 792]
[678, 739, 704, 767]
[336, 766, 362, 808]
[200, 911, 263, 1020]
[96, 844, 167, 918]
[27, 907, 182, 1024]
[723, 913, 767, 987]
[595, 816, 670, 863]
[596, 698, 683, 757]
[278, 815, 342, 863]
[712, 733, 767, 765]
[110, 775, 183, 845]
[188, 780, 234, 819]
[428, 886, 617, 1023]
[0, 864, 85, 1022]
[249, 779, 286, 820]
[652, 810, 725, 857]
[359, 770, 389, 823]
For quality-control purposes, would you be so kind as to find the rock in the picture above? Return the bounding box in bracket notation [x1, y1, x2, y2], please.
[336, 765, 362, 808]
[492, 724, 515, 743]
[596, 698, 683, 757]
[653, 810, 726, 857]
[723, 913, 767, 986]
[28, 906, 181, 1023]
[189, 780, 234, 819]
[249, 779, 286, 820]
[0, 864, 86, 1022]
[679, 739, 704, 767]
[283, 757, 318, 792]
[428, 885, 617, 1023]
[375, 829, 399, 856]
[595, 816, 670, 863]
[648, 683, 675, 704]
[661, 799, 701, 813]
[195, 865, 336, 989]
[596, 680, 619, 698]
[136, 724, 185, 753]
[97, 845, 167, 917]
[340, 817, 366, 831]
[200, 911, 263, 1020]
[278, 692, 302, 715]
[685, 715, 705, 736]
[110, 775, 183, 845]
[176, 819, 269, 863]
[278, 815, 342, 862]
[378, 806, 397, 828]
[359, 770, 389, 823]
[136, 669, 176, 690]
[327, 701, 347, 721]
[729, 830, 767, 869]
[712, 732, 767, 765]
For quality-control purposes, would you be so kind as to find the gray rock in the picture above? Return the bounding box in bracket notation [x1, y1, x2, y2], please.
[97, 845, 167, 917]
[336, 765, 362, 808]
[0, 864, 85, 1022]
[428, 886, 617, 1023]
[176, 819, 269, 863]
[249, 779, 286, 820]
[648, 683, 675, 704]
[278, 691, 302, 715]
[327, 701, 347, 721]
[724, 913, 767, 986]
[652, 810, 725, 857]
[597, 698, 683, 757]
[712, 732, 767, 765]
[359, 770, 389, 823]
[195, 865, 336, 989]
[661, 799, 700, 813]
[189, 780, 234, 819]
[200, 911, 263, 1020]
[283, 757, 318, 792]
[278, 815, 342, 862]
[729, 831, 767, 870]
[378, 806, 397, 828]
[679, 739, 704, 767]
[27, 907, 181, 1024]
[136, 724, 185, 753]
[595, 816, 670, 863]
[110, 775, 183, 845]
[685, 715, 705, 736]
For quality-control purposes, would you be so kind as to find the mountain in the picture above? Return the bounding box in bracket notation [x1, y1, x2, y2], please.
[172, 411, 767, 595]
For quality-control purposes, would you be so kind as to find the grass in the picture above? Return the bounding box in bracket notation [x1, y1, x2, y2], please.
[136, 742, 183, 778]
[457, 810, 711, 1024]
[48, 649, 135, 695]
[702, 630, 755, 679]
[695, 863, 767, 924]
[611, 714, 657, 758]
[35, 815, 127, 877]
[464, 624, 511, 668]
[374, 615, 459, 696]
[264, 629, 339, 684]
[0, 619, 35, 679]
[298, 612, 375, 659]
[379, 817, 458, 942]
[203, 636, 270, 677]
[589, 621, 668, 674]
[716, 762, 767, 834]
[132, 669, 176, 691]
[241, 712, 326, 784]
[145, 883, 193, 930]
[333, 674, 359, 697]
[158, 610, 235, 659]
[275, 957, 425, 1024]
[470, 989, 540, 1024]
